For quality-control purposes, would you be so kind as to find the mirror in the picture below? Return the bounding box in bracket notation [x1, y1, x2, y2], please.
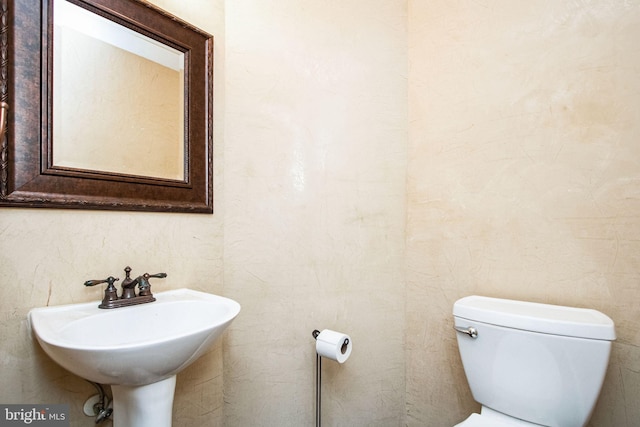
[1, 0, 213, 213]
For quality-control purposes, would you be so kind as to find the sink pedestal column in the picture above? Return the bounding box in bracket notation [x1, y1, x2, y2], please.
[111, 375, 176, 427]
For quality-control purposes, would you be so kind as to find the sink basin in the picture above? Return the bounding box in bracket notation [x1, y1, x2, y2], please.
[29, 288, 240, 426]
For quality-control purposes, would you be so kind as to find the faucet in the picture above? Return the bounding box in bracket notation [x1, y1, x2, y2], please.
[84, 266, 167, 309]
[120, 266, 137, 299]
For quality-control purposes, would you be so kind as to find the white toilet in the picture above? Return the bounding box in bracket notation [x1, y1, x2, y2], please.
[453, 295, 616, 427]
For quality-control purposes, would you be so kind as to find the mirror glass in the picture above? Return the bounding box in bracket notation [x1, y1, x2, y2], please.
[52, 0, 185, 181]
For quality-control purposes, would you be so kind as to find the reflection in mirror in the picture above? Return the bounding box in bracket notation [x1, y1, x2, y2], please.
[53, 0, 185, 181]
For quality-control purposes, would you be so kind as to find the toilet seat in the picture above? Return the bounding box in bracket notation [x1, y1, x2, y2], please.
[455, 413, 512, 427]
[454, 410, 541, 427]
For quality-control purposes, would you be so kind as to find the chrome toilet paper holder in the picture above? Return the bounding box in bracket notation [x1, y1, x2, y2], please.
[312, 329, 350, 354]
[312, 329, 351, 427]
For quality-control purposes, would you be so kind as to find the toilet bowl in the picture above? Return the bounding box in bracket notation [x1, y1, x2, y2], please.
[453, 296, 615, 427]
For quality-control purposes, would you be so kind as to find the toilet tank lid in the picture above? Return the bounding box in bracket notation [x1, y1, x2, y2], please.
[453, 296, 616, 340]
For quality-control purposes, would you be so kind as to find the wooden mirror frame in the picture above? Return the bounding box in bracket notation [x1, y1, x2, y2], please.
[0, 0, 213, 213]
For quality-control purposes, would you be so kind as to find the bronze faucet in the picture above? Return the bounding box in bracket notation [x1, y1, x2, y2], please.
[84, 266, 167, 309]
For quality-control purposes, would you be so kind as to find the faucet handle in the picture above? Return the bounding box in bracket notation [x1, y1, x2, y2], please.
[137, 272, 166, 296]
[85, 276, 120, 308]
[138, 272, 167, 288]
[84, 276, 120, 287]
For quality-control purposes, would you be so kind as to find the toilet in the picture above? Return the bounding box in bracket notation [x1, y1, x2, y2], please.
[453, 295, 616, 427]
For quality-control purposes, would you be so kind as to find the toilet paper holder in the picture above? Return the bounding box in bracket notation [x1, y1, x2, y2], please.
[312, 329, 351, 427]
[312, 329, 350, 354]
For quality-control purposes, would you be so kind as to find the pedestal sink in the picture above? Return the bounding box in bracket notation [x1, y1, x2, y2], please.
[28, 288, 240, 427]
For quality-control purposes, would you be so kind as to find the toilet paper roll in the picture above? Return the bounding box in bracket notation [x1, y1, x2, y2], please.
[315, 329, 352, 363]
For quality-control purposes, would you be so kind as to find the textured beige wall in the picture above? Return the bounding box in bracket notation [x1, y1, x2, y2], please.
[223, 0, 407, 425]
[407, 1, 640, 426]
[0, 1, 224, 426]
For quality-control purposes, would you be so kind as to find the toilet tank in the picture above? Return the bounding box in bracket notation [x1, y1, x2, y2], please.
[453, 296, 615, 427]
